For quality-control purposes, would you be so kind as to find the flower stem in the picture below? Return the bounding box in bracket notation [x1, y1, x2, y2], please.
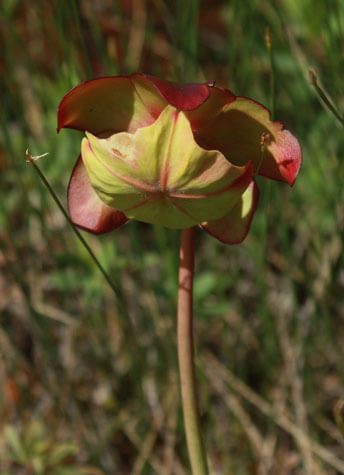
[177, 227, 208, 475]
[27, 156, 119, 297]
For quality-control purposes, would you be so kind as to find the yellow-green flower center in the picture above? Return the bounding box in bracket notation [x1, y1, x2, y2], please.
[81, 105, 251, 228]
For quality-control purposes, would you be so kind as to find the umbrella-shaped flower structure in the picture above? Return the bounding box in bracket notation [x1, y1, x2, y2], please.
[57, 73, 302, 475]
[58, 73, 301, 243]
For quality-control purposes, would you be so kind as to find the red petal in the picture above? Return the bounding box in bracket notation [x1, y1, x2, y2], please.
[259, 128, 301, 185]
[68, 157, 128, 234]
[193, 96, 301, 186]
[200, 180, 259, 244]
[186, 85, 235, 129]
[144, 75, 211, 111]
[58, 73, 167, 134]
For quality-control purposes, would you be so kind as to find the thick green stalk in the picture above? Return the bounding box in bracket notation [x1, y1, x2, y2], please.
[177, 227, 208, 475]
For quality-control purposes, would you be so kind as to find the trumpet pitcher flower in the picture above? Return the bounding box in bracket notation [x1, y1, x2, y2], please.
[58, 73, 301, 243]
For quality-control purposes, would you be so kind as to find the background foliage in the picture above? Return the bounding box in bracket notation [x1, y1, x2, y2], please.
[1, 0, 344, 473]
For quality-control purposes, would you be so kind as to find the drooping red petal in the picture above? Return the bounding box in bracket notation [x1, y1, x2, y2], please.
[57, 73, 217, 135]
[144, 75, 211, 111]
[259, 128, 301, 185]
[58, 73, 168, 134]
[68, 157, 128, 234]
[200, 180, 259, 244]
[193, 96, 301, 186]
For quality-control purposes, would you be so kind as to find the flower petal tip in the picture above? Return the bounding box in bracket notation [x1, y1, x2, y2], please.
[275, 130, 302, 186]
[200, 180, 260, 245]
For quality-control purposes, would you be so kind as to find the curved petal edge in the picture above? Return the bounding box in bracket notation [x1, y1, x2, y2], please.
[200, 180, 260, 244]
[68, 157, 128, 234]
[57, 73, 216, 134]
[57, 73, 167, 134]
[144, 74, 211, 111]
[194, 96, 302, 186]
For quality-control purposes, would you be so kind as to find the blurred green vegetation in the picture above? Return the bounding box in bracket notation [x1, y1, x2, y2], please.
[1, 0, 344, 474]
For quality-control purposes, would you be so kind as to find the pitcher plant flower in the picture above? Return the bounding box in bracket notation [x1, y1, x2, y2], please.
[58, 73, 301, 475]
[58, 73, 301, 243]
